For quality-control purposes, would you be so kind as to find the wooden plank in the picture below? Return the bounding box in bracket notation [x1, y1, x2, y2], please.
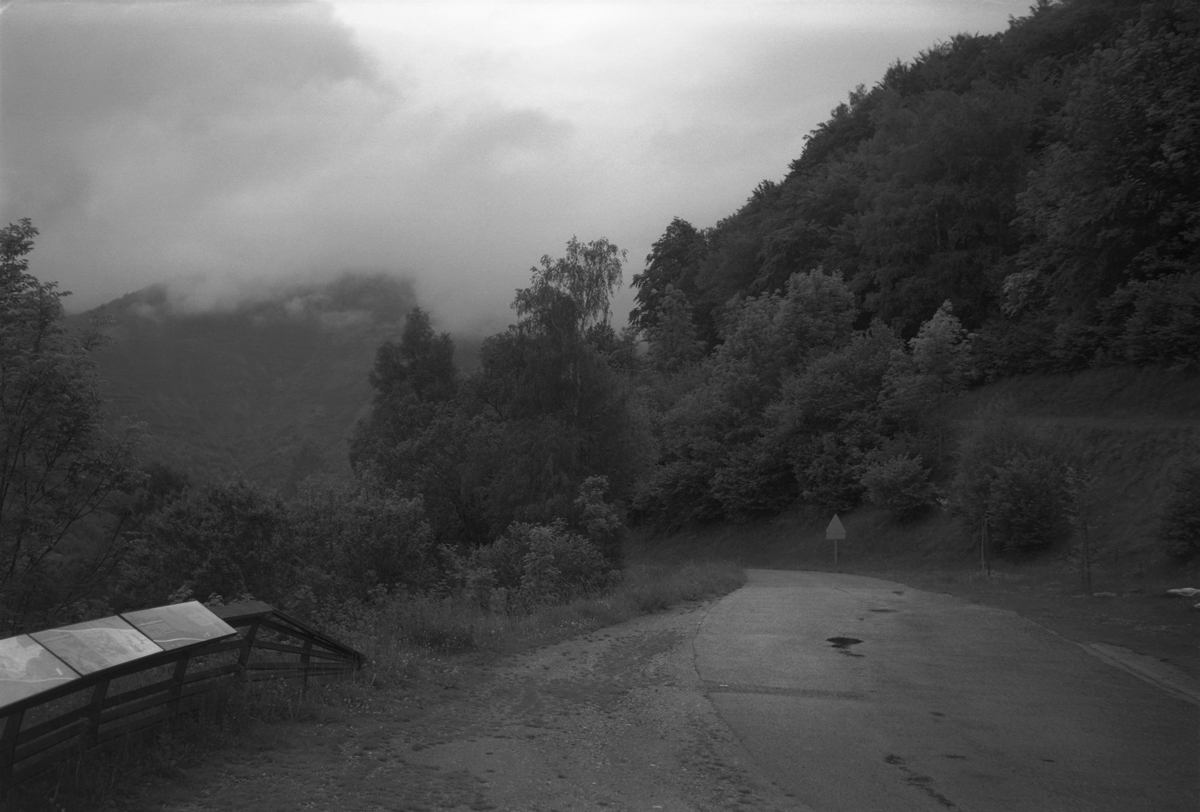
[187, 638, 248, 657]
[255, 618, 316, 642]
[97, 691, 206, 745]
[182, 662, 240, 684]
[243, 661, 353, 673]
[248, 641, 350, 663]
[248, 639, 354, 661]
[96, 706, 174, 743]
[10, 744, 76, 786]
[246, 667, 351, 683]
[99, 665, 220, 726]
[255, 617, 363, 664]
[99, 690, 178, 726]
[12, 718, 87, 763]
[102, 672, 182, 709]
[14, 702, 93, 747]
[177, 679, 232, 701]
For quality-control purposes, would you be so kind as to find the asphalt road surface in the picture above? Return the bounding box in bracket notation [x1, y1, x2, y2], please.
[694, 569, 1199, 812]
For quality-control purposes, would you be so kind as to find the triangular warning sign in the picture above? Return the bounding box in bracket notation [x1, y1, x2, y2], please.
[826, 514, 846, 540]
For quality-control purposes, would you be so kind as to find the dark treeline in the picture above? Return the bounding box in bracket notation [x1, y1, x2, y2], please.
[3, 0, 1197, 636]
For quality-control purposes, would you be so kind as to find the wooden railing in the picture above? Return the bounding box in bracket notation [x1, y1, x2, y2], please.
[0, 600, 365, 791]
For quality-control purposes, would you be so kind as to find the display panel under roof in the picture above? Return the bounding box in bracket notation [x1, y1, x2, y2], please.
[0, 635, 80, 707]
[30, 617, 163, 676]
[121, 602, 237, 651]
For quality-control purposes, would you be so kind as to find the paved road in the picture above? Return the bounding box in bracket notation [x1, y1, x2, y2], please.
[694, 569, 1199, 812]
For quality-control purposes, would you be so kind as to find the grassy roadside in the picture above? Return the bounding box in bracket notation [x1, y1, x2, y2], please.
[308, 548, 746, 694]
[6, 547, 745, 812]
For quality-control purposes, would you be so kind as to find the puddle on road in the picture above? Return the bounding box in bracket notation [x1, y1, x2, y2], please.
[869, 609, 896, 613]
[826, 636, 864, 656]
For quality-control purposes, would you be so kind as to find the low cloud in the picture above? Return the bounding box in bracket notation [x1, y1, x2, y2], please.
[1, 0, 1032, 333]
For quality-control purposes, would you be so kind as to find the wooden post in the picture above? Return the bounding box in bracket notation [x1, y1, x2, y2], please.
[169, 654, 190, 716]
[1080, 519, 1092, 595]
[300, 639, 314, 697]
[237, 619, 261, 682]
[981, 517, 992, 579]
[0, 706, 25, 790]
[84, 679, 111, 747]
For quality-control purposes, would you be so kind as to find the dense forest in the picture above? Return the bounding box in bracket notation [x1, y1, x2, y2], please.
[2, 0, 1197, 636]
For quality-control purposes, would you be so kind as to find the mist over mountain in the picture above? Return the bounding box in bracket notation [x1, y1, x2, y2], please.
[77, 273, 477, 492]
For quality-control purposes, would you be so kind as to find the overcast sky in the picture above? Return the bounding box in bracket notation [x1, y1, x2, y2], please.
[0, 0, 1031, 331]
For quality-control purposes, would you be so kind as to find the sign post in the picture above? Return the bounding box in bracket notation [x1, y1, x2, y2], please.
[826, 514, 846, 567]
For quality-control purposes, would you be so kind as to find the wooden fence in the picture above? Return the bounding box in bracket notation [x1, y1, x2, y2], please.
[0, 600, 365, 791]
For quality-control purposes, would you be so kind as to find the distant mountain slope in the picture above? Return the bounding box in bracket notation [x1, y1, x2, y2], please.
[76, 273, 421, 490]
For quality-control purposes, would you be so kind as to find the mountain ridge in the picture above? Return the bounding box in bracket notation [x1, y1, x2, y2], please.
[74, 272, 423, 490]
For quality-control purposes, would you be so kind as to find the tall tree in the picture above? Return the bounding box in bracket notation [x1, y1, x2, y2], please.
[629, 218, 708, 334]
[504, 236, 626, 426]
[349, 306, 457, 482]
[0, 220, 142, 634]
[468, 237, 648, 531]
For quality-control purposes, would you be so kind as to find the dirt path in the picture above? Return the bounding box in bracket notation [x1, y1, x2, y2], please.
[128, 603, 805, 812]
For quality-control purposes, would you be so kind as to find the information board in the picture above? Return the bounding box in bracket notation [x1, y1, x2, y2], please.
[122, 602, 237, 650]
[30, 617, 163, 676]
[0, 635, 80, 707]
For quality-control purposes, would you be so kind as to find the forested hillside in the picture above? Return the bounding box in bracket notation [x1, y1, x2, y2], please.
[629, 0, 1199, 371]
[615, 0, 1199, 531]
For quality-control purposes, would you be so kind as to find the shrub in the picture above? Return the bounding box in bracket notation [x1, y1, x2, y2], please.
[949, 410, 1076, 554]
[985, 453, 1075, 553]
[288, 476, 439, 608]
[467, 520, 615, 608]
[1160, 460, 1200, 560]
[859, 453, 938, 521]
[134, 479, 295, 608]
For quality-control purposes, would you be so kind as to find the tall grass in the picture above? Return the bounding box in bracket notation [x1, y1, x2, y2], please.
[328, 552, 746, 686]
